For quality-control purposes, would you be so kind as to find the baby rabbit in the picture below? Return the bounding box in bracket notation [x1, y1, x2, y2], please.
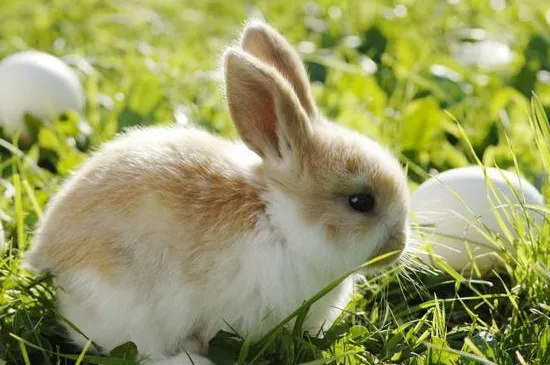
[25, 21, 410, 365]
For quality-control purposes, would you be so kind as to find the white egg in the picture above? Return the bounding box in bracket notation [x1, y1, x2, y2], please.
[0, 51, 84, 137]
[452, 40, 513, 70]
[411, 166, 545, 274]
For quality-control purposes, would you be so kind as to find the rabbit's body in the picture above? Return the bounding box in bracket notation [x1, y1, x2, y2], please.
[25, 22, 410, 365]
[29, 126, 353, 360]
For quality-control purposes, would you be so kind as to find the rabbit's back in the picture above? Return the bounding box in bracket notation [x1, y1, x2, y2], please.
[26, 126, 265, 279]
[24, 126, 277, 356]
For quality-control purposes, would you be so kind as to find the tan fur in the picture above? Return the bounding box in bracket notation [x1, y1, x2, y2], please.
[31, 128, 265, 280]
[40, 235, 121, 277]
[264, 121, 409, 254]
[157, 159, 265, 274]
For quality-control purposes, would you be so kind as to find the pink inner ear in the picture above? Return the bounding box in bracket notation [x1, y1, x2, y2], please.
[248, 85, 279, 153]
[259, 103, 278, 144]
[226, 49, 308, 159]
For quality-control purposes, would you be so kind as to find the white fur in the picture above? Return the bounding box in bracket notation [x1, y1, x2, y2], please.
[266, 188, 388, 276]
[53, 187, 355, 364]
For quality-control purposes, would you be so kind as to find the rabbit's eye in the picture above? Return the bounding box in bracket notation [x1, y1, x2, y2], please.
[349, 193, 375, 213]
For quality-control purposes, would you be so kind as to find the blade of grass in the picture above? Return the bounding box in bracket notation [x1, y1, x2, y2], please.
[12, 170, 26, 252]
[74, 340, 92, 365]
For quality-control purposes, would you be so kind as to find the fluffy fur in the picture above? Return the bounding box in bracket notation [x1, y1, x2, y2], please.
[24, 21, 410, 364]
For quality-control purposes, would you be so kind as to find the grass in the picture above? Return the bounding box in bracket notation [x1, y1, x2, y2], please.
[1, 0, 550, 364]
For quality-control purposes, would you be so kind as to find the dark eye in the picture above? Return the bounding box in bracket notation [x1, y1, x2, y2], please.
[349, 193, 375, 213]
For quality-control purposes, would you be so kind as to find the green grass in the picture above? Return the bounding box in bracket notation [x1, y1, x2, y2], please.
[1, 0, 550, 364]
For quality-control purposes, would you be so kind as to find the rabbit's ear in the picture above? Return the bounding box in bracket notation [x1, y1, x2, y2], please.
[240, 21, 317, 118]
[224, 48, 312, 162]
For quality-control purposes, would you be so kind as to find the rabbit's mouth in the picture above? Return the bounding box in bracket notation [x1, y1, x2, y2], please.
[369, 231, 407, 268]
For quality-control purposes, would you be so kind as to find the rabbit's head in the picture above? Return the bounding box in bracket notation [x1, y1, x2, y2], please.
[225, 21, 409, 276]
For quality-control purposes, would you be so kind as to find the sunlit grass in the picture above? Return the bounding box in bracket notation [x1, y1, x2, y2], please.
[1, 0, 549, 364]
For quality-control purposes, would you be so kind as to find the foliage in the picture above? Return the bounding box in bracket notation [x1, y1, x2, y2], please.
[1, 0, 550, 364]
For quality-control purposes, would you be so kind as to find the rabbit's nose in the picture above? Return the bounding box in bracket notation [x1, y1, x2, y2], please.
[370, 228, 407, 267]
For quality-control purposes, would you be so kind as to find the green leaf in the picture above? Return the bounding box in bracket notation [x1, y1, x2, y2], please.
[53, 111, 81, 136]
[358, 26, 387, 63]
[23, 113, 44, 138]
[537, 326, 550, 363]
[301, 350, 364, 365]
[38, 129, 61, 151]
[116, 106, 145, 133]
[400, 97, 445, 150]
[207, 330, 241, 365]
[305, 61, 328, 83]
[109, 341, 138, 361]
[292, 300, 311, 337]
[427, 337, 459, 364]
[56, 150, 85, 176]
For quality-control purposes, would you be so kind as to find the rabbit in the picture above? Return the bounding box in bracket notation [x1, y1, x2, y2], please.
[24, 21, 410, 365]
